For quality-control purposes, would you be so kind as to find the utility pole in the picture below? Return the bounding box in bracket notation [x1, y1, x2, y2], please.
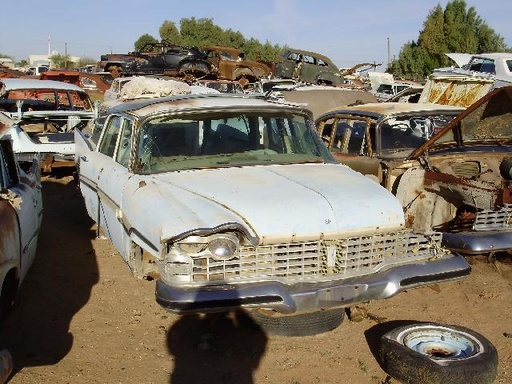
[387, 37, 391, 67]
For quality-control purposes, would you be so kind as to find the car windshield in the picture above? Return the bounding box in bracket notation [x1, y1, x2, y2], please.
[379, 114, 457, 158]
[135, 111, 331, 174]
[426, 89, 512, 152]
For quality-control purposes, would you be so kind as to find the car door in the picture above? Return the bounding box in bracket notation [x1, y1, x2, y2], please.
[95, 116, 134, 257]
[0, 139, 42, 280]
[75, 121, 111, 225]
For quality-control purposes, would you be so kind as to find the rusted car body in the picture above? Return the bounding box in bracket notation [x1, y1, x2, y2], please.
[316, 102, 464, 176]
[417, 53, 512, 107]
[40, 70, 112, 102]
[202, 46, 273, 84]
[98, 42, 214, 80]
[275, 49, 344, 85]
[317, 87, 512, 256]
[0, 78, 96, 172]
[74, 90, 468, 329]
[0, 123, 42, 321]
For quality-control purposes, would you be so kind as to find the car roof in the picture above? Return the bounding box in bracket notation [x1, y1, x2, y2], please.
[318, 102, 465, 119]
[0, 78, 86, 92]
[107, 93, 312, 118]
[282, 49, 336, 65]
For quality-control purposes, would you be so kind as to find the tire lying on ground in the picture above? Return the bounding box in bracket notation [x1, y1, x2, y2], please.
[247, 308, 345, 337]
[379, 322, 498, 384]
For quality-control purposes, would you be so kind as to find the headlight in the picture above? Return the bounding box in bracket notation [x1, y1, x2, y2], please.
[208, 234, 239, 261]
[176, 242, 207, 254]
[173, 233, 240, 261]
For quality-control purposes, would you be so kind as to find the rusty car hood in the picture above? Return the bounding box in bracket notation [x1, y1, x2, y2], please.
[409, 86, 512, 159]
[129, 163, 406, 244]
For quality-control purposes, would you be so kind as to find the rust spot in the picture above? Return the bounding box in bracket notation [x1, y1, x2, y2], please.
[405, 214, 415, 228]
[139, 180, 147, 188]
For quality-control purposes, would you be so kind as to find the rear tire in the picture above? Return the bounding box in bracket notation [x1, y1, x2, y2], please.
[247, 308, 344, 337]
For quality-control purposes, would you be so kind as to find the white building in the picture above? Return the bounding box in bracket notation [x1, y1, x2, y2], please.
[28, 51, 80, 68]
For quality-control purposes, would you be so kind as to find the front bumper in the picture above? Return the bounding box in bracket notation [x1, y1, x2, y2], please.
[443, 230, 512, 254]
[155, 254, 470, 314]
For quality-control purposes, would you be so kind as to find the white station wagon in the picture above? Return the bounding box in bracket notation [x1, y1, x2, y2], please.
[75, 91, 469, 335]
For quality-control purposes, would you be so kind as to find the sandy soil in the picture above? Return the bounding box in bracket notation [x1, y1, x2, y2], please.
[0, 174, 511, 384]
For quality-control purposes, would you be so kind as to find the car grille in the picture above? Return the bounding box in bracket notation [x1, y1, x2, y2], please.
[191, 230, 445, 283]
[474, 204, 512, 231]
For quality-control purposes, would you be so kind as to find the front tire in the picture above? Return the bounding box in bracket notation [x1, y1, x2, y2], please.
[379, 322, 498, 384]
[247, 308, 344, 337]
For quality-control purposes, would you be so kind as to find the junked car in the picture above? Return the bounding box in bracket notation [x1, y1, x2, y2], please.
[0, 78, 96, 172]
[275, 48, 344, 86]
[0, 121, 43, 322]
[74, 90, 469, 335]
[317, 87, 512, 257]
[316, 102, 465, 177]
[98, 41, 214, 80]
[416, 53, 512, 108]
[202, 45, 273, 85]
[372, 82, 414, 102]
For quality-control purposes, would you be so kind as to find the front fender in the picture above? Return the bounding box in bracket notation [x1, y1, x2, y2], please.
[121, 176, 256, 258]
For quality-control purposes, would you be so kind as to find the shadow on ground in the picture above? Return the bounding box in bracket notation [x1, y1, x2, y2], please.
[167, 310, 268, 384]
[0, 172, 98, 378]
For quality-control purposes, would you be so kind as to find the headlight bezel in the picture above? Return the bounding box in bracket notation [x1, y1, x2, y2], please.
[172, 232, 241, 261]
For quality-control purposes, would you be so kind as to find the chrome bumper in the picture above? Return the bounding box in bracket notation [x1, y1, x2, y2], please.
[443, 230, 512, 254]
[155, 254, 470, 314]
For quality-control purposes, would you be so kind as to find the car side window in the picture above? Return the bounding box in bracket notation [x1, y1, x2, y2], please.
[318, 117, 367, 155]
[303, 55, 315, 65]
[116, 119, 133, 167]
[98, 115, 123, 158]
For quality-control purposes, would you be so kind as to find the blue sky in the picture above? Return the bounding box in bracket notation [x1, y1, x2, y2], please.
[0, 0, 509, 69]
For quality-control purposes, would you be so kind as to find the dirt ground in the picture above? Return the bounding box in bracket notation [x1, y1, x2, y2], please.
[0, 173, 511, 384]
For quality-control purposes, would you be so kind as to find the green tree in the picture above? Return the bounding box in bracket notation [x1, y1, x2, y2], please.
[134, 17, 285, 64]
[49, 53, 73, 69]
[179, 17, 224, 47]
[391, 0, 510, 79]
[159, 20, 181, 45]
[134, 34, 158, 51]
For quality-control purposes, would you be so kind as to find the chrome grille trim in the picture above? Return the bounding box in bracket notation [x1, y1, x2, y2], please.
[191, 230, 445, 283]
[474, 204, 512, 230]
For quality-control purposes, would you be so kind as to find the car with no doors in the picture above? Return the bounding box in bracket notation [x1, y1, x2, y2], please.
[316, 87, 512, 257]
